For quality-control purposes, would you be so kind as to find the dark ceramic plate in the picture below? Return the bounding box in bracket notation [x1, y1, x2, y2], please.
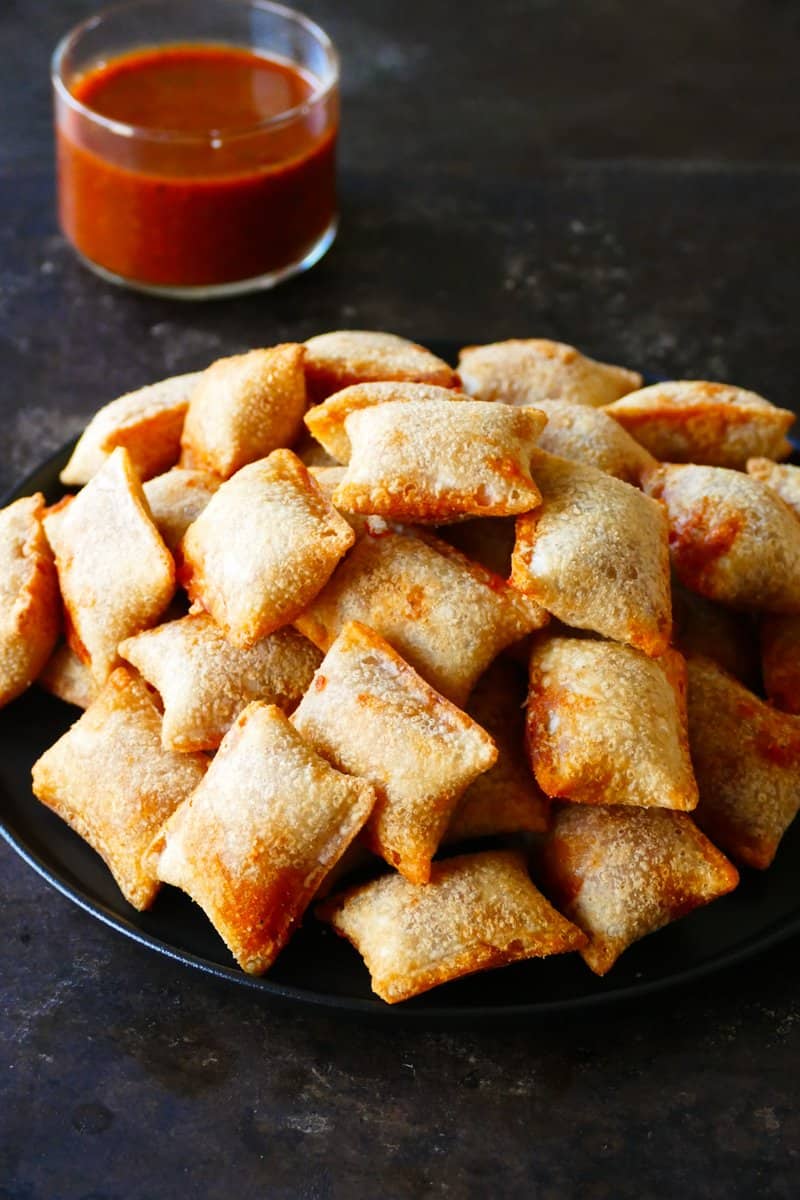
[3, 431, 800, 1023]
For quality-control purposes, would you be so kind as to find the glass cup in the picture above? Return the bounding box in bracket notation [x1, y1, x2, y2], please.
[52, 0, 340, 299]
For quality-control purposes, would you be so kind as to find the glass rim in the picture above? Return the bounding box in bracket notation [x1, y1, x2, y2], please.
[51, 0, 340, 145]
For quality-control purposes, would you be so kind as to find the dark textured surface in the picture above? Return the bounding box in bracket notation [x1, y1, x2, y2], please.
[2, 1, 800, 1196]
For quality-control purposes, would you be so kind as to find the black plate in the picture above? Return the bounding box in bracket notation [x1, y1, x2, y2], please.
[3, 440, 800, 1023]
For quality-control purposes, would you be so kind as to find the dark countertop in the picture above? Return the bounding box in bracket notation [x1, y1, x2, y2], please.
[2, 2, 800, 1196]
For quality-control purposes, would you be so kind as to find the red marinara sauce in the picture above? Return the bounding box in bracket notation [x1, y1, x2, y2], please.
[56, 44, 338, 289]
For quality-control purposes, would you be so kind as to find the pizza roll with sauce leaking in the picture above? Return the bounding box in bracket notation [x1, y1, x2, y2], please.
[672, 583, 759, 687]
[604, 381, 794, 469]
[458, 339, 641, 408]
[180, 345, 307, 478]
[511, 453, 671, 656]
[746, 458, 800, 519]
[31, 668, 208, 909]
[527, 637, 698, 812]
[534, 399, 656, 485]
[152, 702, 376, 974]
[39, 643, 97, 709]
[305, 381, 466, 463]
[687, 656, 800, 868]
[120, 614, 321, 751]
[60, 372, 200, 486]
[179, 449, 354, 648]
[444, 659, 549, 842]
[332, 399, 545, 523]
[0, 494, 60, 708]
[320, 849, 586, 1003]
[294, 528, 546, 707]
[44, 448, 175, 685]
[760, 614, 800, 714]
[142, 468, 220, 551]
[644, 464, 800, 613]
[292, 622, 497, 883]
[538, 804, 739, 975]
[303, 330, 458, 403]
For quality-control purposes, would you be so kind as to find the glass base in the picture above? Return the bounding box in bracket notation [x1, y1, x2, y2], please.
[73, 218, 338, 300]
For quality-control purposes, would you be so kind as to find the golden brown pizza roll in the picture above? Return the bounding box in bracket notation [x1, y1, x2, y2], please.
[644, 464, 800, 613]
[292, 622, 497, 883]
[152, 701, 376, 974]
[120, 613, 321, 751]
[604, 381, 794, 469]
[0, 494, 60, 709]
[303, 330, 458, 403]
[294, 528, 546, 707]
[179, 449, 354, 648]
[538, 804, 739, 975]
[746, 458, 800, 519]
[458, 339, 641, 408]
[39, 643, 97, 709]
[332, 399, 545, 523]
[687, 656, 800, 868]
[534, 399, 656, 485]
[60, 372, 200, 486]
[44, 448, 175, 685]
[760, 614, 800, 714]
[435, 516, 517, 578]
[527, 636, 698, 811]
[179, 345, 307, 478]
[320, 849, 587, 1003]
[31, 668, 208, 909]
[511, 453, 671, 656]
[444, 658, 549, 842]
[671, 582, 759, 687]
[142, 468, 220, 551]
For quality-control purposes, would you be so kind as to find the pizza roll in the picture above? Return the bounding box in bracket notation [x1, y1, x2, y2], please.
[333, 400, 545, 523]
[746, 458, 800, 519]
[0, 494, 60, 708]
[458, 339, 641, 408]
[304, 381, 465, 463]
[44, 448, 175, 685]
[760, 614, 800, 714]
[320, 849, 586, 1003]
[687, 656, 800, 868]
[39, 643, 97, 709]
[444, 659, 549, 842]
[120, 613, 321, 751]
[152, 702, 376, 974]
[527, 637, 698, 811]
[142, 468, 220, 551]
[303, 330, 458, 403]
[538, 804, 739, 975]
[511, 453, 671, 656]
[604, 381, 794, 469]
[180, 345, 307, 478]
[644, 464, 800, 613]
[60, 372, 200, 486]
[31, 668, 208, 909]
[294, 528, 546, 706]
[534, 399, 656, 485]
[292, 622, 498, 883]
[179, 450, 355, 648]
[672, 583, 759, 687]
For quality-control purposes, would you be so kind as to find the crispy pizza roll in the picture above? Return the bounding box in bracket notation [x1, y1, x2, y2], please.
[303, 330, 458, 403]
[760, 614, 800, 714]
[527, 637, 698, 811]
[687, 656, 800, 868]
[538, 804, 739, 975]
[180, 345, 307, 478]
[333, 399, 546, 523]
[44, 448, 175, 685]
[604, 381, 794, 469]
[746, 458, 800, 519]
[511, 453, 671, 656]
[0, 494, 60, 708]
[671, 583, 759, 687]
[534, 399, 656, 485]
[458, 339, 641, 408]
[153, 702, 376, 974]
[142, 468, 220, 551]
[320, 849, 586, 1003]
[444, 659, 549, 842]
[60, 372, 200, 486]
[292, 622, 498, 883]
[120, 614, 321, 751]
[39, 643, 97, 709]
[31, 668, 208, 910]
[180, 449, 355, 647]
[304, 381, 465, 463]
[644, 464, 800, 613]
[294, 528, 546, 707]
